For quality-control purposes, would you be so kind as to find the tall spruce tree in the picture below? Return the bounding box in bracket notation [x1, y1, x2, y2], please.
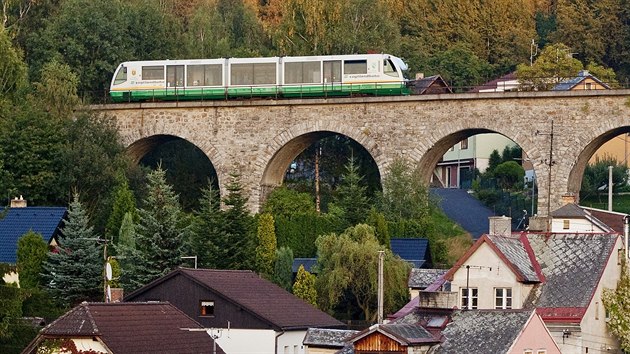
[133, 166, 189, 286]
[190, 181, 224, 268]
[274, 246, 294, 291]
[334, 154, 370, 227]
[42, 194, 103, 306]
[219, 172, 256, 270]
[117, 212, 148, 292]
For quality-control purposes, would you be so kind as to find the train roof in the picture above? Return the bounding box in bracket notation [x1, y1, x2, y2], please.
[117, 54, 407, 67]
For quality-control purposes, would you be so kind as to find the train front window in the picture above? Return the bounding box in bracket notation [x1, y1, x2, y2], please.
[384, 59, 399, 77]
[113, 66, 127, 85]
[344, 60, 367, 75]
[142, 66, 164, 80]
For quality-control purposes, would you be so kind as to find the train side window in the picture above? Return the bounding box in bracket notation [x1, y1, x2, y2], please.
[167, 65, 184, 87]
[113, 66, 127, 85]
[323, 61, 341, 83]
[344, 60, 367, 75]
[142, 66, 164, 80]
[253, 63, 276, 85]
[384, 59, 399, 77]
[188, 64, 222, 86]
[285, 62, 321, 84]
[231, 63, 254, 85]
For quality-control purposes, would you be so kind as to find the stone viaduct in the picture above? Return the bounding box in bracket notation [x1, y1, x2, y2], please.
[93, 90, 630, 214]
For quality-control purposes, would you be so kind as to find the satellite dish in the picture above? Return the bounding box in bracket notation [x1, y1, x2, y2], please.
[105, 262, 113, 281]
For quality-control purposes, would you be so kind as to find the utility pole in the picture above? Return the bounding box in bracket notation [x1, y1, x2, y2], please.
[377, 250, 384, 324]
[315, 144, 321, 214]
[536, 120, 555, 218]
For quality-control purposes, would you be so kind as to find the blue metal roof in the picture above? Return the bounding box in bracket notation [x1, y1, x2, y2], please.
[0, 207, 67, 264]
[390, 238, 429, 268]
[292, 257, 318, 273]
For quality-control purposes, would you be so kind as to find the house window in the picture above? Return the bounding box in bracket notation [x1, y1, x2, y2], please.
[523, 351, 533, 354]
[563, 220, 570, 229]
[200, 300, 214, 316]
[495, 288, 512, 309]
[585, 82, 593, 90]
[461, 138, 469, 150]
[461, 288, 478, 309]
[537, 351, 546, 354]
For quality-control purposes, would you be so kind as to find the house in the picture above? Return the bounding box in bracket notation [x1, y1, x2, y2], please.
[551, 70, 611, 91]
[410, 75, 453, 95]
[440, 217, 624, 353]
[390, 238, 431, 268]
[433, 133, 517, 189]
[549, 202, 612, 232]
[303, 328, 358, 354]
[22, 302, 223, 354]
[346, 323, 440, 354]
[124, 268, 345, 354]
[469, 72, 519, 93]
[433, 310, 560, 354]
[407, 268, 448, 299]
[0, 197, 66, 285]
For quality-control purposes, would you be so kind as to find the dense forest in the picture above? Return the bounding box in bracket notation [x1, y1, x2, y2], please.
[2, 0, 629, 98]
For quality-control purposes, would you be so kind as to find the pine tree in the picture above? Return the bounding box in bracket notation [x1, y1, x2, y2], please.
[134, 166, 189, 286]
[106, 177, 136, 245]
[292, 265, 317, 306]
[219, 172, 255, 270]
[334, 154, 370, 227]
[256, 213, 277, 279]
[190, 181, 224, 268]
[42, 194, 103, 306]
[274, 246, 294, 291]
[16, 231, 49, 289]
[117, 212, 149, 291]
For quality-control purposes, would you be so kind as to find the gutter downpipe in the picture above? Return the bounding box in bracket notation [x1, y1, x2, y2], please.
[624, 215, 629, 259]
[275, 330, 285, 354]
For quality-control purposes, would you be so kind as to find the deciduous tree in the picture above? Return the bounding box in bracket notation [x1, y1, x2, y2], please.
[516, 43, 583, 90]
[602, 257, 630, 351]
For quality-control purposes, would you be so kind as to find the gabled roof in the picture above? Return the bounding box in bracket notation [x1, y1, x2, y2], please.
[126, 268, 344, 331]
[551, 70, 611, 91]
[524, 232, 619, 322]
[582, 206, 628, 234]
[24, 302, 221, 354]
[435, 310, 534, 353]
[444, 234, 542, 283]
[350, 323, 439, 346]
[551, 203, 613, 232]
[303, 328, 358, 348]
[408, 268, 448, 289]
[0, 207, 66, 264]
[411, 75, 453, 95]
[391, 238, 430, 268]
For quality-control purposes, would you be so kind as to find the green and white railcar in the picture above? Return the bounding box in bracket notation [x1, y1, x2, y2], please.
[109, 54, 410, 102]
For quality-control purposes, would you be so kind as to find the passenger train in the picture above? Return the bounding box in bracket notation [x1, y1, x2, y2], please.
[109, 54, 410, 102]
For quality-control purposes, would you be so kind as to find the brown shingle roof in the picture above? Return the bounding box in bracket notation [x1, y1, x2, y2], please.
[143, 268, 344, 330]
[27, 302, 222, 354]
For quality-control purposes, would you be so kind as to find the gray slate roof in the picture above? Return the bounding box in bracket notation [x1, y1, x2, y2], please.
[303, 328, 358, 347]
[524, 233, 618, 316]
[486, 235, 540, 282]
[435, 310, 533, 353]
[551, 203, 612, 231]
[408, 268, 448, 289]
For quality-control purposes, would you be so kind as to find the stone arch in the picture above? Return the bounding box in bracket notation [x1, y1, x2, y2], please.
[257, 121, 382, 205]
[125, 133, 225, 193]
[568, 126, 630, 198]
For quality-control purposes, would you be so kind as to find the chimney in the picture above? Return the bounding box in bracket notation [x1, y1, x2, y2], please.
[529, 216, 551, 232]
[561, 193, 576, 205]
[110, 288, 124, 303]
[10, 195, 27, 208]
[489, 216, 512, 237]
[415, 73, 425, 80]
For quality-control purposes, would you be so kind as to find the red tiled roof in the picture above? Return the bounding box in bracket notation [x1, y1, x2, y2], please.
[28, 302, 222, 354]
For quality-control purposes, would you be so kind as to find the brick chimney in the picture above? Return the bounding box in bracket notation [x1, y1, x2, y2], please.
[10, 195, 27, 208]
[562, 193, 577, 205]
[489, 216, 512, 237]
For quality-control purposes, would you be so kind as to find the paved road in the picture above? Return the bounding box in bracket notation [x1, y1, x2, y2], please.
[430, 188, 496, 239]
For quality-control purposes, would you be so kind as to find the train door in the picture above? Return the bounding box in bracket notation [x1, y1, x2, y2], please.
[166, 65, 184, 95]
[323, 60, 341, 95]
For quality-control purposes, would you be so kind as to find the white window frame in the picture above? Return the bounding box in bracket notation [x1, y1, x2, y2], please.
[495, 287, 512, 309]
[461, 287, 478, 309]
